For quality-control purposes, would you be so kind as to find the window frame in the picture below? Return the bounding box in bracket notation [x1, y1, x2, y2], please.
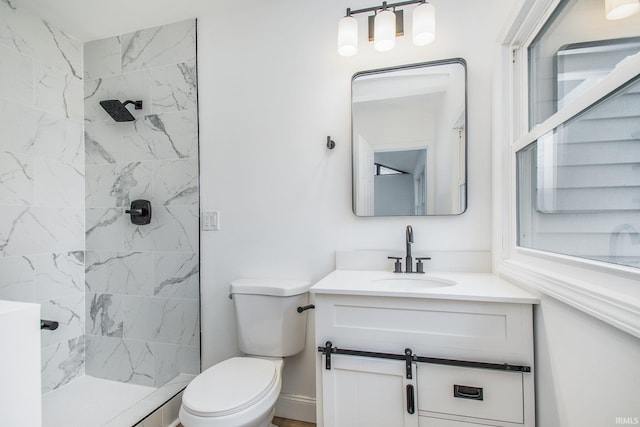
[496, 0, 640, 338]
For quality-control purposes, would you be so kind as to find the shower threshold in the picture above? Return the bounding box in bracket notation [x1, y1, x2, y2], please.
[42, 373, 195, 427]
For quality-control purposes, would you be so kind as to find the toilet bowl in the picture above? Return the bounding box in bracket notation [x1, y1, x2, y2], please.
[179, 278, 310, 427]
[179, 357, 283, 427]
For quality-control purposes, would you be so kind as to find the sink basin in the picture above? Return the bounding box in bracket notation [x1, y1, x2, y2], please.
[374, 276, 456, 289]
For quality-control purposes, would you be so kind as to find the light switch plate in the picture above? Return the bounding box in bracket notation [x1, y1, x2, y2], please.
[202, 211, 220, 231]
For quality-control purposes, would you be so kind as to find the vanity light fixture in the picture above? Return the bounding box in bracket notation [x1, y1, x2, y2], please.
[605, 0, 640, 19]
[374, 6, 397, 52]
[337, 0, 435, 57]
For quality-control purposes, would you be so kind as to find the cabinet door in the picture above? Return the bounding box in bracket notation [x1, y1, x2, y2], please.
[322, 354, 418, 427]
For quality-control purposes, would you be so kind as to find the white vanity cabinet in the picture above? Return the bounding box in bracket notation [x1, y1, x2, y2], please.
[312, 272, 537, 427]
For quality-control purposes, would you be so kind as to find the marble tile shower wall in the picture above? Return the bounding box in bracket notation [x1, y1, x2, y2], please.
[83, 19, 200, 388]
[0, 1, 85, 392]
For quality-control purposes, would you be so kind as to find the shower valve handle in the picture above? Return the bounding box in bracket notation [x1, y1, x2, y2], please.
[126, 200, 152, 225]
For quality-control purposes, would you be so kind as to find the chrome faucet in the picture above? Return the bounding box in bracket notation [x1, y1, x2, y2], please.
[406, 225, 414, 273]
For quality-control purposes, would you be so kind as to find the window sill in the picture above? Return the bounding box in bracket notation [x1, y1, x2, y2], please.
[497, 258, 640, 339]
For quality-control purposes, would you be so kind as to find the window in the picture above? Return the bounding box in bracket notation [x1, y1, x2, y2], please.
[517, 75, 640, 268]
[527, 0, 640, 129]
[515, 0, 640, 269]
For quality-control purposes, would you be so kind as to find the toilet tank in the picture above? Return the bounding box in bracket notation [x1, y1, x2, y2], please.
[231, 279, 311, 357]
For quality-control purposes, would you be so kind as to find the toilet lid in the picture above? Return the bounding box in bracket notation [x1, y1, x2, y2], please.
[182, 357, 277, 417]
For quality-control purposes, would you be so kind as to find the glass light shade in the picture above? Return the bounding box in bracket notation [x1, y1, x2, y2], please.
[605, 0, 640, 19]
[374, 9, 396, 52]
[413, 3, 435, 46]
[338, 16, 358, 57]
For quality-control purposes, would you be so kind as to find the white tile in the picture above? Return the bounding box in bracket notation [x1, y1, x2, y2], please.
[34, 157, 84, 208]
[0, 4, 81, 79]
[0, 207, 84, 256]
[65, 73, 84, 121]
[85, 161, 152, 208]
[40, 292, 85, 347]
[85, 207, 125, 251]
[0, 100, 39, 154]
[121, 20, 196, 73]
[0, 255, 35, 302]
[0, 102, 83, 167]
[34, 251, 84, 301]
[151, 61, 197, 113]
[0, 151, 33, 205]
[41, 336, 85, 393]
[85, 251, 153, 295]
[36, 207, 85, 251]
[0, 45, 33, 104]
[86, 292, 125, 337]
[144, 374, 194, 405]
[153, 252, 199, 298]
[124, 296, 199, 346]
[153, 158, 198, 206]
[86, 335, 155, 386]
[85, 120, 123, 165]
[0, 101, 83, 169]
[33, 115, 84, 170]
[34, 62, 83, 120]
[122, 110, 198, 161]
[142, 378, 194, 425]
[84, 36, 121, 80]
[153, 343, 199, 387]
[124, 205, 199, 252]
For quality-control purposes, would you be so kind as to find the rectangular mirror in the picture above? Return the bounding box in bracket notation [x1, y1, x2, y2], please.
[352, 59, 467, 216]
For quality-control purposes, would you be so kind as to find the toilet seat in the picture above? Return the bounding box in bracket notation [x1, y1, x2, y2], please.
[182, 357, 278, 418]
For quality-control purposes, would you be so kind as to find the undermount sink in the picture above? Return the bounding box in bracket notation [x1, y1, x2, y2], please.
[374, 276, 456, 289]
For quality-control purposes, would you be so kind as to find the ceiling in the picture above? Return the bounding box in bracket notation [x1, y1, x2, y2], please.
[11, 0, 261, 41]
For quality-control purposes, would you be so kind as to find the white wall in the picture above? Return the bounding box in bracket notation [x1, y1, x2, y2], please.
[534, 296, 640, 426]
[197, 0, 511, 417]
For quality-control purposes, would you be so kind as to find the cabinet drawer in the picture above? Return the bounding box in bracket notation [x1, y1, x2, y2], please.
[419, 416, 498, 426]
[417, 364, 523, 424]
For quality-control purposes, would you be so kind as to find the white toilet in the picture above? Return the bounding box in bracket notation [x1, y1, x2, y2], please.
[179, 278, 311, 427]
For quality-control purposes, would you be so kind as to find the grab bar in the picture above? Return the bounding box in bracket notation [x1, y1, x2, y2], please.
[41, 319, 59, 330]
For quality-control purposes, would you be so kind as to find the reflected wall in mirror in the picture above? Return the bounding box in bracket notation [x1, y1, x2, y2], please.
[352, 59, 467, 216]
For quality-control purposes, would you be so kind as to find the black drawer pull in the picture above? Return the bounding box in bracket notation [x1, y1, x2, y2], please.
[454, 384, 483, 401]
[406, 384, 415, 414]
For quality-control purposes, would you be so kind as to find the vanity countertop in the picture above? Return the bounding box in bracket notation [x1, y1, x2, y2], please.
[310, 270, 539, 304]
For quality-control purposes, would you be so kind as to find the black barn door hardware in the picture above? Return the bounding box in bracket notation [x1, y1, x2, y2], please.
[406, 384, 415, 414]
[320, 342, 416, 378]
[318, 341, 531, 373]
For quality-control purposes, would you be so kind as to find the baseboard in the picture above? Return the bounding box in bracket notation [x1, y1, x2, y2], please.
[275, 393, 316, 423]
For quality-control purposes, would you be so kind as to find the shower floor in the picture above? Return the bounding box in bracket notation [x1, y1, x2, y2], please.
[42, 374, 194, 427]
